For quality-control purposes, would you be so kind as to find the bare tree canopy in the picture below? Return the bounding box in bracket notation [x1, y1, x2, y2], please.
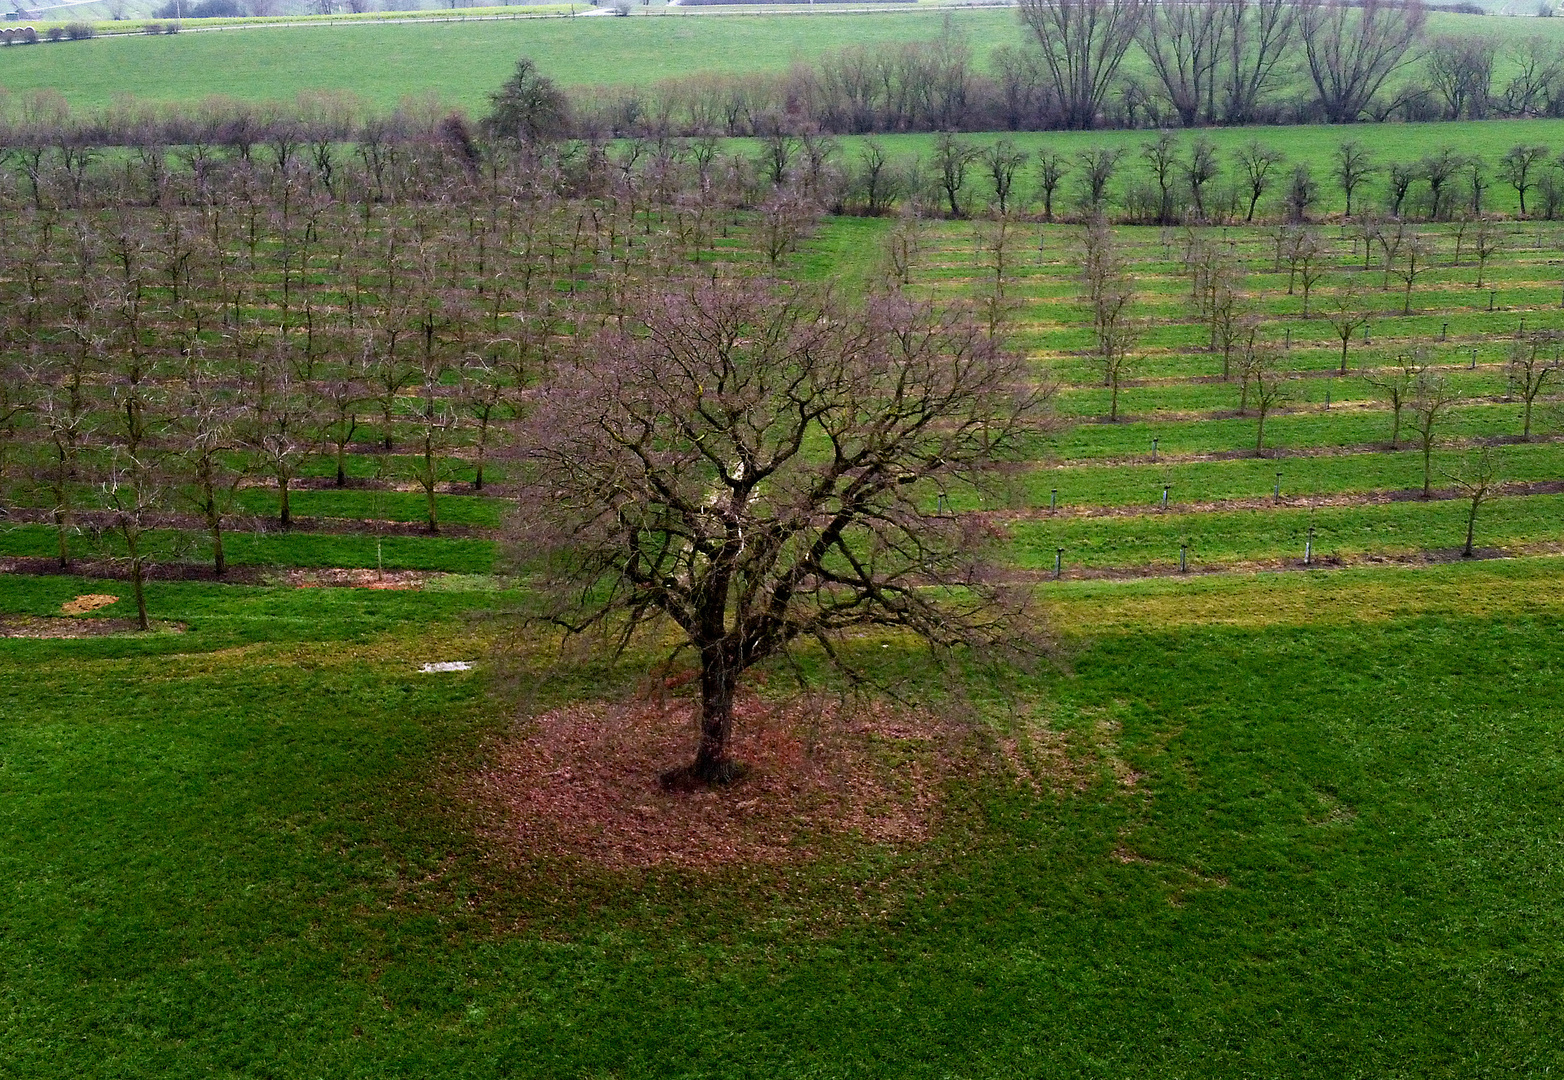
[516, 276, 1054, 785]
[1299, 0, 1426, 124]
[1018, 0, 1150, 130]
[1139, 0, 1227, 128]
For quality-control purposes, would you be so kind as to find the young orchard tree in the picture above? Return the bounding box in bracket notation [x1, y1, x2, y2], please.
[1334, 139, 1376, 218]
[320, 354, 371, 488]
[1184, 136, 1220, 221]
[1035, 151, 1071, 222]
[1284, 164, 1318, 223]
[1361, 350, 1426, 449]
[1083, 217, 1138, 419]
[1236, 141, 1285, 223]
[1501, 144, 1549, 217]
[974, 215, 1022, 338]
[856, 139, 899, 217]
[1326, 284, 1372, 376]
[92, 452, 179, 632]
[1075, 146, 1125, 211]
[983, 140, 1029, 215]
[1386, 162, 1417, 220]
[173, 381, 248, 576]
[883, 208, 926, 287]
[1471, 215, 1501, 289]
[246, 359, 312, 530]
[1442, 448, 1499, 558]
[1295, 231, 1327, 317]
[1239, 337, 1289, 454]
[0, 360, 32, 512]
[516, 275, 1055, 787]
[1506, 331, 1560, 439]
[1409, 369, 1462, 498]
[1387, 231, 1433, 315]
[1141, 132, 1180, 226]
[934, 134, 980, 219]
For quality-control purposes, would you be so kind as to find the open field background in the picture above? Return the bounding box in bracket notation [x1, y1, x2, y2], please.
[0, 6, 1557, 111]
[4, 7, 1564, 1074]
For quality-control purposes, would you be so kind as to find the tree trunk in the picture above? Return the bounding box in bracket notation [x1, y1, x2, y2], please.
[279, 477, 292, 528]
[690, 647, 740, 785]
[212, 519, 226, 576]
[1464, 505, 1476, 557]
[132, 559, 149, 632]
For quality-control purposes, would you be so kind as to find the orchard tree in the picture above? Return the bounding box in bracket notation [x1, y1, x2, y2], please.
[1325, 283, 1371, 375]
[516, 275, 1054, 787]
[1362, 351, 1426, 449]
[1410, 369, 1461, 498]
[1442, 448, 1499, 557]
[1333, 139, 1375, 217]
[1501, 144, 1549, 216]
[1240, 337, 1289, 454]
[1507, 331, 1560, 439]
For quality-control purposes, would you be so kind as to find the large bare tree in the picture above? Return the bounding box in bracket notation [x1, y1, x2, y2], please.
[1018, 0, 1149, 130]
[516, 276, 1053, 786]
[1298, 0, 1426, 124]
[1138, 0, 1227, 128]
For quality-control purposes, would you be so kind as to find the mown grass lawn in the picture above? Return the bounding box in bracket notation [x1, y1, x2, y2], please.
[2, 563, 1561, 1076]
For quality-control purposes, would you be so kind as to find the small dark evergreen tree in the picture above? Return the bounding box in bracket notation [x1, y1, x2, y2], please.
[482, 58, 570, 145]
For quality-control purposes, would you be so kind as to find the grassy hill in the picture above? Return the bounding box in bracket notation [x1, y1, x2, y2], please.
[1, 6, 1559, 114]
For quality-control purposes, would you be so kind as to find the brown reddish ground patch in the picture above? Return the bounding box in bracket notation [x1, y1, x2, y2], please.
[0, 615, 184, 638]
[284, 568, 430, 590]
[468, 692, 967, 871]
[61, 593, 121, 615]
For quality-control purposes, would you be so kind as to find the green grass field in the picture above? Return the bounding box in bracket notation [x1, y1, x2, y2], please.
[6, 102, 1564, 1070]
[4, 563, 1562, 1075]
[0, 6, 1016, 111]
[0, 5, 1553, 113]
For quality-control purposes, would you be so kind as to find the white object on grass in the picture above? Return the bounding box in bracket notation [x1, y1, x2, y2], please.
[420, 661, 475, 673]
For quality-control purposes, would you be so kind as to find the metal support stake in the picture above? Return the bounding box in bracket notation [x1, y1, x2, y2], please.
[1054, 548, 1063, 580]
[1151, 437, 1159, 462]
[1050, 488, 1058, 511]
[1305, 526, 1314, 566]
[1180, 544, 1187, 573]
[1274, 473, 1282, 503]
[1162, 485, 1170, 510]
